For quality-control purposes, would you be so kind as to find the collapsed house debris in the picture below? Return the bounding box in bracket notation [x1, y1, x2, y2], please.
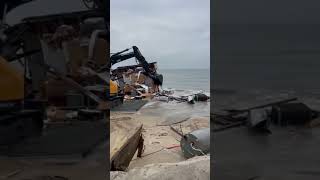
[213, 97, 320, 133]
[109, 46, 163, 106]
[24, 12, 109, 120]
[0, 1, 111, 179]
[0, 0, 108, 164]
[155, 91, 210, 104]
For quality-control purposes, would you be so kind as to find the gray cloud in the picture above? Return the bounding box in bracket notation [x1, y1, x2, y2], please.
[215, 0, 320, 24]
[111, 0, 210, 69]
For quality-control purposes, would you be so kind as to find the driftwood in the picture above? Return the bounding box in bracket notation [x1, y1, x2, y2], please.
[213, 115, 247, 132]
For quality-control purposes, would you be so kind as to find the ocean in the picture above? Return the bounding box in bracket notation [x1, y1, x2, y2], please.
[213, 25, 320, 179]
[158, 69, 210, 92]
[212, 24, 320, 111]
[156, 68, 210, 118]
[213, 57, 320, 112]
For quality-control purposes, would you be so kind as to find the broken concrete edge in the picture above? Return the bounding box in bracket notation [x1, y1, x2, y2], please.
[110, 155, 210, 180]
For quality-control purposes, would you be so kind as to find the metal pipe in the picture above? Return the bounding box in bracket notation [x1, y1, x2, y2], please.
[2, 3, 7, 24]
[88, 29, 107, 62]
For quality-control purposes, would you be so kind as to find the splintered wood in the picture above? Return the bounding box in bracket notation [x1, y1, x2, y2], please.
[110, 115, 143, 170]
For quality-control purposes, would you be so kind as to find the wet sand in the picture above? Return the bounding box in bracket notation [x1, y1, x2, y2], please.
[214, 126, 320, 180]
[110, 99, 210, 170]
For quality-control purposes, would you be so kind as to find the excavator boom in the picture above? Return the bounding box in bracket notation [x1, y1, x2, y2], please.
[110, 46, 163, 85]
[111, 46, 150, 72]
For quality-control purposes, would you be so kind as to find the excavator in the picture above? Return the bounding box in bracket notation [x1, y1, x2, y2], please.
[109, 46, 163, 105]
[0, 0, 107, 145]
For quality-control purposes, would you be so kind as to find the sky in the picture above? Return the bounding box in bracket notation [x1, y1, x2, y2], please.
[215, 0, 320, 24]
[110, 0, 210, 69]
[5, 0, 210, 69]
[214, 0, 320, 57]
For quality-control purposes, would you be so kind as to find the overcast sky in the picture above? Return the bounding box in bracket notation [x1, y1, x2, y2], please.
[215, 0, 320, 24]
[110, 0, 210, 69]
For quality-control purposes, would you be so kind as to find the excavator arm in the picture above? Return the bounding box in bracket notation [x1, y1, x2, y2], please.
[111, 46, 150, 72]
[110, 46, 163, 85]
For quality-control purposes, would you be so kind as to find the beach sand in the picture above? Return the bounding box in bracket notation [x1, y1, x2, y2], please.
[110, 100, 210, 170]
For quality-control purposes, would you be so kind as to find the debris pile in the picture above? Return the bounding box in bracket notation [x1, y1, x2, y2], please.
[0, 4, 108, 153]
[213, 97, 320, 133]
[110, 46, 163, 103]
[43, 19, 108, 107]
[155, 91, 210, 104]
[114, 65, 160, 99]
[0, 1, 109, 179]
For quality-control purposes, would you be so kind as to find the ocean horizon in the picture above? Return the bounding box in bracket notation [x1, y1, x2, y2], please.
[158, 68, 210, 92]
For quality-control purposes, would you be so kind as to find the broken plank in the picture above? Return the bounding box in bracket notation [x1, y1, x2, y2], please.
[110, 120, 143, 171]
[45, 64, 103, 103]
[213, 121, 246, 132]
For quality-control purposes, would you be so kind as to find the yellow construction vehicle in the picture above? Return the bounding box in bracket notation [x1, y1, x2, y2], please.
[0, 56, 24, 101]
[0, 0, 107, 145]
[110, 80, 118, 96]
[110, 46, 163, 87]
[0, 54, 44, 145]
[109, 46, 163, 98]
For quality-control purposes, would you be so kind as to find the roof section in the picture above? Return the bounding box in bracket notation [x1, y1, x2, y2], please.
[0, 0, 33, 19]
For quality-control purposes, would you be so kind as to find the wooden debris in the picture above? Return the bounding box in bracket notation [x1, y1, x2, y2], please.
[307, 117, 320, 128]
[212, 98, 299, 132]
[213, 121, 246, 132]
[110, 120, 143, 171]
